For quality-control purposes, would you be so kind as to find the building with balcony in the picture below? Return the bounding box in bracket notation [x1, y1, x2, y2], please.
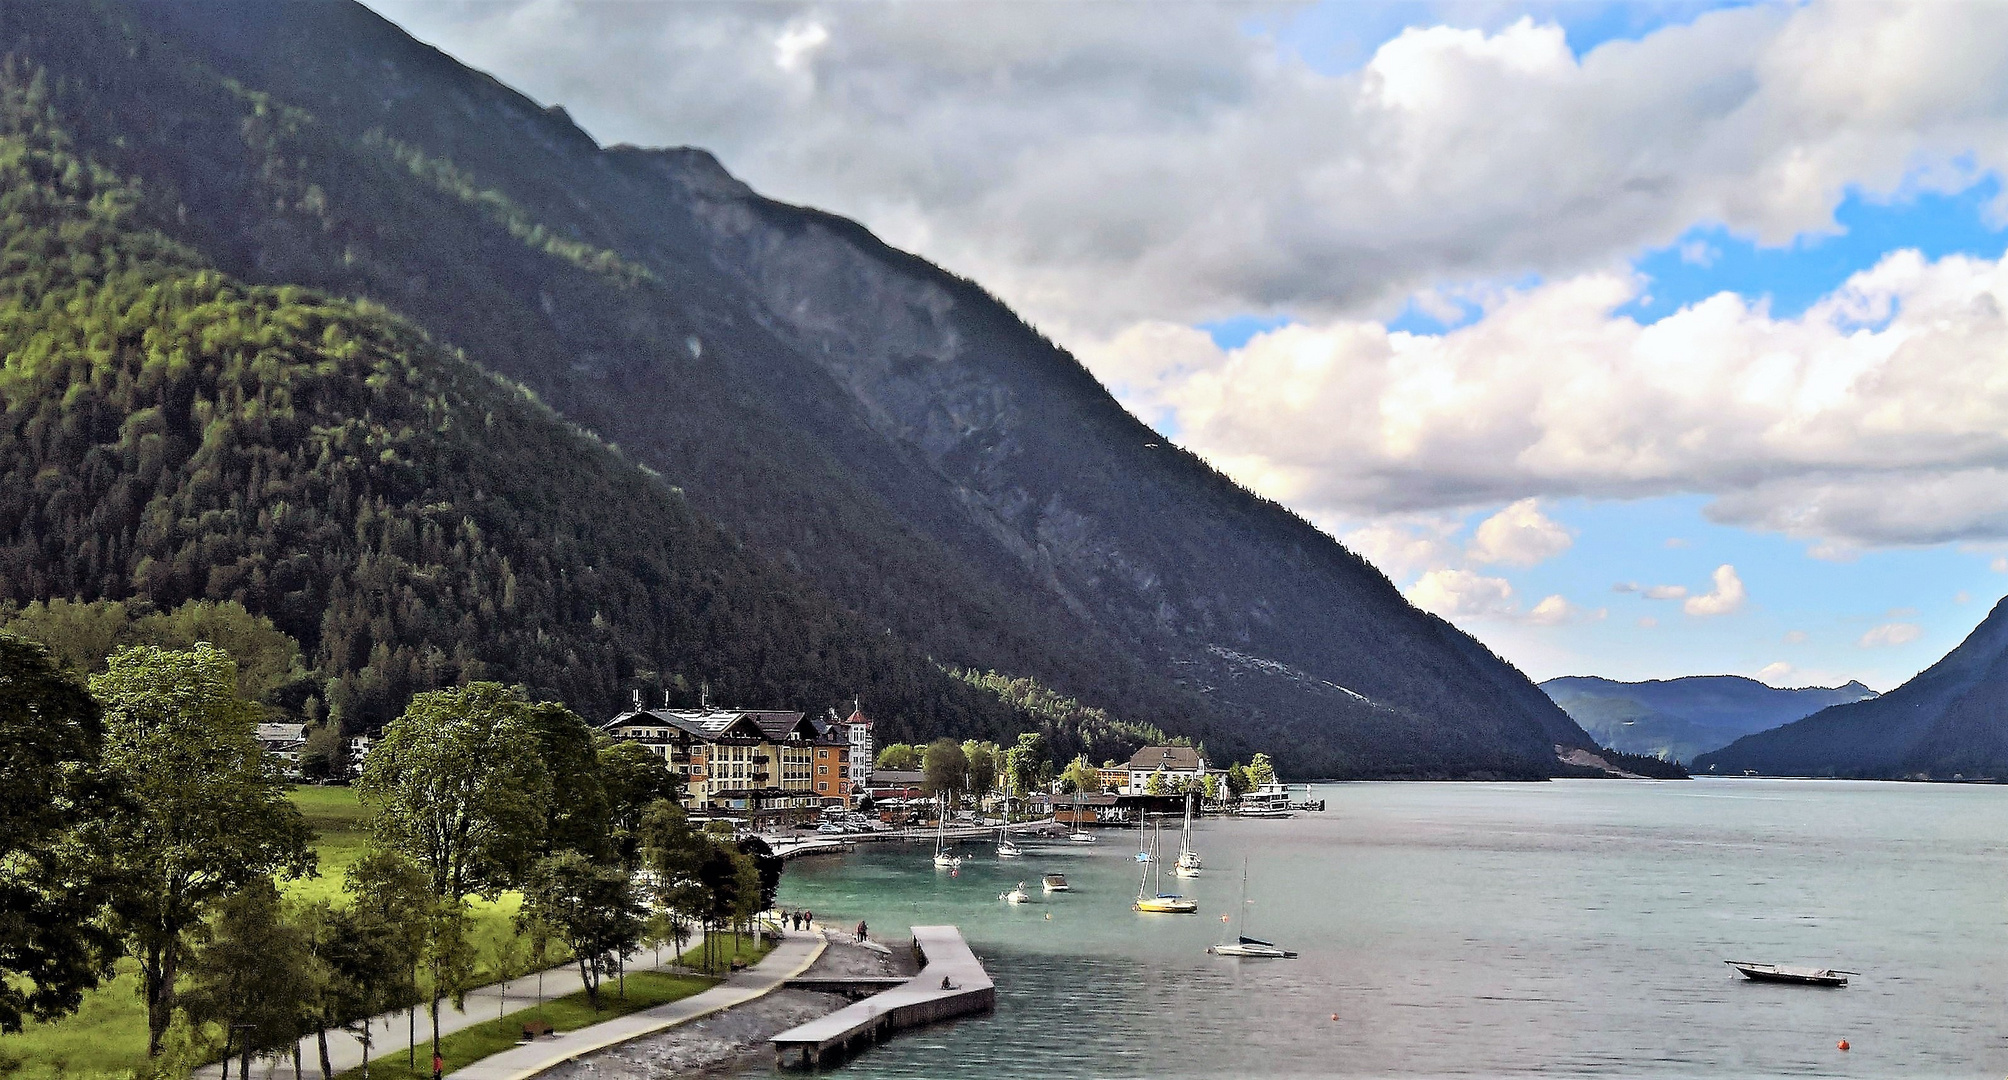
[602, 696, 851, 818]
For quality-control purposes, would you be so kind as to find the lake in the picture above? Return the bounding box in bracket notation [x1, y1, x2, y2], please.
[771, 779, 2008, 1078]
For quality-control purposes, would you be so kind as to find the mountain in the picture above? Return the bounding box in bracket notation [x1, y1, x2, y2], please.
[1540, 675, 1877, 763]
[0, 0, 1664, 779]
[1696, 600, 2008, 779]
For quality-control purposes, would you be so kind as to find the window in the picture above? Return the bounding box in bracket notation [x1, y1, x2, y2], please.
[817, 765, 828, 775]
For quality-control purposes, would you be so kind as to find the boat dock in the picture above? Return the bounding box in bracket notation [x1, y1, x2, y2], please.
[770, 925, 994, 1069]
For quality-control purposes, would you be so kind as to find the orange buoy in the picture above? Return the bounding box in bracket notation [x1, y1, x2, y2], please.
[1331, 1013, 1339, 1022]
[1837, 1040, 1850, 1052]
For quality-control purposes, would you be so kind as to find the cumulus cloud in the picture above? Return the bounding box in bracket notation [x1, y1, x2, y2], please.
[366, 1, 2008, 334]
[1405, 568, 1514, 618]
[1683, 564, 1747, 616]
[1525, 594, 1604, 626]
[1466, 499, 1573, 567]
[1339, 516, 1461, 580]
[1859, 622, 1923, 648]
[1757, 661, 1795, 684]
[1085, 246, 2008, 549]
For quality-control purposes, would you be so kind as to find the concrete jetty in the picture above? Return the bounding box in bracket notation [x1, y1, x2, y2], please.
[769, 926, 994, 1069]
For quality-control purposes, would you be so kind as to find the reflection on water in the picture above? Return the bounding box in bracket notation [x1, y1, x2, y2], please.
[772, 779, 2008, 1078]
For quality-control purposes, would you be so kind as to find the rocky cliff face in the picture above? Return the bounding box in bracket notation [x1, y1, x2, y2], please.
[11, 0, 1620, 777]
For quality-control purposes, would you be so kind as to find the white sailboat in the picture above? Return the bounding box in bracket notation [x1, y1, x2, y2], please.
[932, 796, 962, 869]
[1133, 820, 1198, 914]
[1000, 881, 1031, 903]
[997, 828, 1023, 858]
[1135, 810, 1153, 862]
[1173, 790, 1202, 877]
[1207, 859, 1296, 957]
[1067, 790, 1096, 843]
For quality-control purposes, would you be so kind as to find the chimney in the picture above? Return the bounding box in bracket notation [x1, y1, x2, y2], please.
[663, 689, 671, 708]
[632, 688, 643, 711]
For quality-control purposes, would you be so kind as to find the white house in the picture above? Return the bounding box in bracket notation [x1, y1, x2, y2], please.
[1126, 745, 1207, 794]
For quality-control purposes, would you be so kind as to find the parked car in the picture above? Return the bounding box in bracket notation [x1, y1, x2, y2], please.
[816, 822, 847, 834]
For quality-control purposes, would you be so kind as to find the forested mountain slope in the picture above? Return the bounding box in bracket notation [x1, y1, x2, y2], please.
[1696, 599, 2008, 778]
[0, 0, 1629, 777]
[1542, 675, 1876, 763]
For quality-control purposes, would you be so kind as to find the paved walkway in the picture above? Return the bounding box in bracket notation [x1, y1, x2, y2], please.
[200, 932, 712, 1080]
[449, 929, 827, 1080]
[771, 925, 993, 1068]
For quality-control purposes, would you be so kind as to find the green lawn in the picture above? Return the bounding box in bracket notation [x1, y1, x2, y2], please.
[331, 970, 714, 1080]
[0, 787, 536, 1080]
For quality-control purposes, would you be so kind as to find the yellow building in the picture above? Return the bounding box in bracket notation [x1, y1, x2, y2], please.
[602, 701, 848, 818]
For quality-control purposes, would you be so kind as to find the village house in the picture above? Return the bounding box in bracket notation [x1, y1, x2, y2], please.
[256, 722, 308, 778]
[1126, 745, 1208, 794]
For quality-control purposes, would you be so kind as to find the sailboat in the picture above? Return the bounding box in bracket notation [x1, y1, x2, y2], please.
[1135, 811, 1152, 863]
[1207, 859, 1296, 957]
[997, 829, 1023, 858]
[932, 796, 962, 869]
[1173, 791, 1202, 877]
[1000, 881, 1031, 903]
[1067, 790, 1096, 843]
[1133, 820, 1199, 914]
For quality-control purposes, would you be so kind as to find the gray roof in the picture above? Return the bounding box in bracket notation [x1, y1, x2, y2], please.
[1128, 745, 1204, 771]
[869, 770, 925, 786]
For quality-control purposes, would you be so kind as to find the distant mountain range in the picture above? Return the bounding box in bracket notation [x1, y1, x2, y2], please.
[1697, 599, 2008, 778]
[1540, 676, 1877, 763]
[0, 0, 1685, 779]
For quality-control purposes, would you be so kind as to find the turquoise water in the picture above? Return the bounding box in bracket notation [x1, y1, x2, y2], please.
[772, 779, 2008, 1078]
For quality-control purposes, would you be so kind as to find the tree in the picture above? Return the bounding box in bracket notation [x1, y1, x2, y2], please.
[1249, 753, 1277, 787]
[359, 683, 552, 901]
[1, 599, 307, 708]
[183, 880, 317, 1080]
[341, 850, 430, 1074]
[358, 682, 551, 1058]
[523, 702, 610, 861]
[963, 740, 999, 801]
[1058, 755, 1098, 794]
[519, 852, 644, 1008]
[875, 743, 921, 771]
[637, 801, 709, 964]
[1145, 768, 1169, 796]
[1202, 773, 1222, 801]
[597, 737, 683, 869]
[88, 644, 315, 1057]
[1225, 762, 1252, 797]
[1006, 732, 1045, 800]
[921, 738, 968, 801]
[0, 632, 120, 1032]
[305, 898, 412, 1080]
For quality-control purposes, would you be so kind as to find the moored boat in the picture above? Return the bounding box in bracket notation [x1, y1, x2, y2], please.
[1133, 821, 1198, 913]
[997, 830, 1022, 858]
[1042, 872, 1070, 892]
[1001, 881, 1031, 903]
[1207, 859, 1296, 958]
[1173, 791, 1202, 877]
[1724, 961, 1853, 986]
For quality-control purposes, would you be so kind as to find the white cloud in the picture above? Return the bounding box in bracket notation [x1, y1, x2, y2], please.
[1643, 584, 1689, 601]
[1663, 537, 1691, 548]
[1339, 516, 1461, 580]
[1525, 594, 1603, 626]
[1784, 629, 1809, 644]
[1638, 615, 1659, 628]
[1405, 568, 1514, 619]
[1858, 621, 1923, 648]
[1955, 591, 1972, 604]
[1085, 246, 2008, 549]
[1756, 661, 1795, 684]
[1684, 564, 1747, 617]
[1993, 556, 2008, 573]
[366, 1, 2008, 335]
[1466, 498, 1573, 567]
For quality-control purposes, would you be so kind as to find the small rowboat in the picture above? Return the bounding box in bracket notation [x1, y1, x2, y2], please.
[1725, 961, 1855, 986]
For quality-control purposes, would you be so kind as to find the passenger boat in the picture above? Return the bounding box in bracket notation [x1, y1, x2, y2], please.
[1173, 791, 1202, 877]
[1041, 872, 1070, 892]
[1001, 881, 1031, 904]
[1238, 782, 1294, 818]
[1724, 961, 1853, 986]
[1207, 859, 1295, 958]
[1133, 822, 1199, 913]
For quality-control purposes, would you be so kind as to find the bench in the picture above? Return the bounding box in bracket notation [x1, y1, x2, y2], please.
[521, 1018, 554, 1040]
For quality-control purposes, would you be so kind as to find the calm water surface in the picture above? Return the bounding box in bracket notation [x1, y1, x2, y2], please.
[771, 779, 2008, 1078]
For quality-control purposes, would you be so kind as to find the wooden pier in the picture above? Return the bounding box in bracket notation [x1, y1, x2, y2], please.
[770, 926, 994, 1069]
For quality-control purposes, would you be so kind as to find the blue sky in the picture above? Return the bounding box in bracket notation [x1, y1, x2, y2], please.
[368, 0, 2008, 691]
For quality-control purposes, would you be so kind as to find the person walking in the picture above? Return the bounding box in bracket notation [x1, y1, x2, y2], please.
[856, 920, 868, 943]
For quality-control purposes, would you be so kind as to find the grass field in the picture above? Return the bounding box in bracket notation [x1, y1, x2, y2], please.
[0, 787, 538, 1080]
[329, 970, 714, 1080]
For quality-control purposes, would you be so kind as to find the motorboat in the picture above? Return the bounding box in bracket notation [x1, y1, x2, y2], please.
[1173, 792, 1202, 877]
[1725, 961, 1853, 986]
[1207, 859, 1295, 958]
[1133, 821, 1198, 914]
[1041, 872, 1070, 892]
[1001, 881, 1031, 904]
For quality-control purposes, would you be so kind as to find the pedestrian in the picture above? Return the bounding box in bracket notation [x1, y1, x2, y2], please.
[805, 909, 814, 929]
[432, 1050, 444, 1080]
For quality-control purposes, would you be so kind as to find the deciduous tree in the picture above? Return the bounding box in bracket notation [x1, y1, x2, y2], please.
[596, 736, 682, 870]
[0, 632, 120, 1032]
[921, 738, 968, 801]
[89, 644, 314, 1057]
[518, 852, 644, 1008]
